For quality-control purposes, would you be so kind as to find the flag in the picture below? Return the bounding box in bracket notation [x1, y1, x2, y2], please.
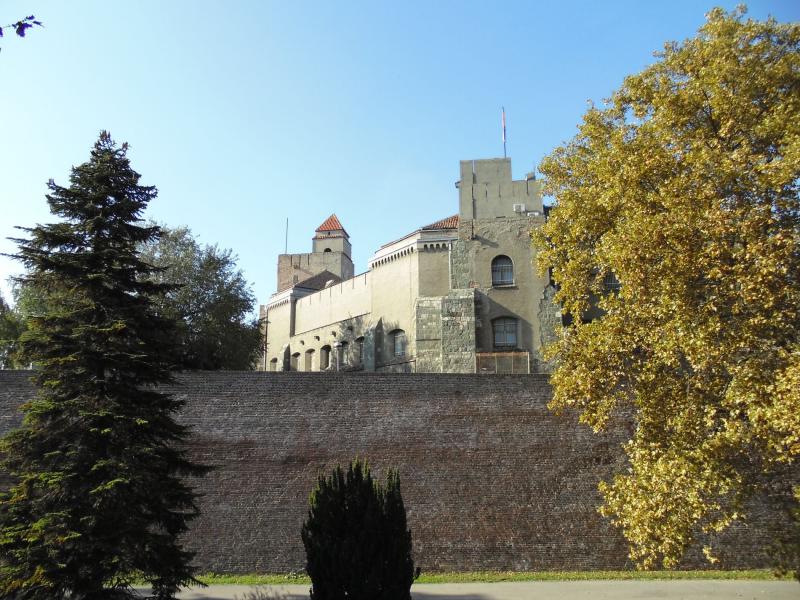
[502, 107, 507, 144]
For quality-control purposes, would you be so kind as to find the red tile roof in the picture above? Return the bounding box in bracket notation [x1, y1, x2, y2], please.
[316, 214, 346, 234]
[377, 214, 460, 250]
[421, 215, 459, 230]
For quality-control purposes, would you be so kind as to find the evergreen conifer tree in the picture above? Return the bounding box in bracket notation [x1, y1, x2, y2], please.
[301, 460, 417, 600]
[0, 132, 208, 600]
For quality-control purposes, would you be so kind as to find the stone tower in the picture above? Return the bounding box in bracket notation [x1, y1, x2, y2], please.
[276, 214, 355, 292]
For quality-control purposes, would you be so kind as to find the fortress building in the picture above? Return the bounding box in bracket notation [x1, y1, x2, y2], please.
[259, 157, 561, 373]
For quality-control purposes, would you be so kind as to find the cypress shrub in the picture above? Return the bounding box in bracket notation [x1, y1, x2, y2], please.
[301, 460, 418, 600]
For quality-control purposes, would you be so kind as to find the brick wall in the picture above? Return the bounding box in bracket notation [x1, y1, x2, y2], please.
[0, 370, 786, 573]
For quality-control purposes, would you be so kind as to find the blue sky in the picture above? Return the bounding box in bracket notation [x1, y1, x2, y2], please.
[1, 1, 797, 308]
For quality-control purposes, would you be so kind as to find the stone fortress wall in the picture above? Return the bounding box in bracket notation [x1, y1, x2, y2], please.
[0, 370, 786, 573]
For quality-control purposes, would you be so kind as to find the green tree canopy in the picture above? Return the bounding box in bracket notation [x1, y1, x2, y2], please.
[0, 282, 51, 369]
[0, 132, 208, 599]
[0, 294, 24, 369]
[535, 8, 800, 573]
[138, 225, 262, 370]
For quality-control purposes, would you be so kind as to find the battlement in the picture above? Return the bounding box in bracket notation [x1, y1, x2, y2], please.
[458, 158, 544, 220]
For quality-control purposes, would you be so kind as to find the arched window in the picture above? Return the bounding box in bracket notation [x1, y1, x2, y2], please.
[390, 329, 406, 358]
[323, 248, 332, 253]
[305, 348, 315, 371]
[320, 345, 331, 370]
[269, 358, 278, 372]
[290, 352, 301, 371]
[491, 255, 514, 286]
[492, 317, 517, 349]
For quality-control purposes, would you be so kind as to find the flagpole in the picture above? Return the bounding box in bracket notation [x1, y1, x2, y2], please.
[502, 107, 507, 158]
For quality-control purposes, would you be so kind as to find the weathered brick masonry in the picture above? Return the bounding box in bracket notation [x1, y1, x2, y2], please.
[0, 371, 785, 572]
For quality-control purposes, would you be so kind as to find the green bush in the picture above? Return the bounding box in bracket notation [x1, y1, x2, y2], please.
[301, 460, 418, 600]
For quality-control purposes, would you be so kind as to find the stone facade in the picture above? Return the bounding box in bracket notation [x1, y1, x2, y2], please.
[260, 158, 560, 374]
[0, 370, 788, 573]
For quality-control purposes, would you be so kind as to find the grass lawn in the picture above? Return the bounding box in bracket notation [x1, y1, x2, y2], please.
[195, 569, 791, 585]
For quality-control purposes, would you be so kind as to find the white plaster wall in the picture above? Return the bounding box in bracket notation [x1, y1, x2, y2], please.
[264, 301, 292, 369]
[294, 272, 371, 334]
[370, 251, 419, 366]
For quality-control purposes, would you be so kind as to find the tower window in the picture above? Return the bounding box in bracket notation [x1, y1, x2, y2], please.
[324, 248, 332, 253]
[603, 272, 621, 292]
[491, 255, 514, 286]
[492, 317, 518, 349]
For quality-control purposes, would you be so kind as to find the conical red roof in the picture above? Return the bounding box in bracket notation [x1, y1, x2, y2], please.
[315, 213, 347, 235]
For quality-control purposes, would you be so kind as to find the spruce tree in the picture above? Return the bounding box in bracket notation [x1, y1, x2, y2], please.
[0, 132, 208, 600]
[301, 460, 417, 600]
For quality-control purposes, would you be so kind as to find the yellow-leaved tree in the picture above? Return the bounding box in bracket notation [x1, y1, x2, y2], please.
[534, 7, 800, 574]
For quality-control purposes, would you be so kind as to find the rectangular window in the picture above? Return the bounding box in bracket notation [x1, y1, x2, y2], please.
[603, 272, 621, 292]
[493, 318, 517, 348]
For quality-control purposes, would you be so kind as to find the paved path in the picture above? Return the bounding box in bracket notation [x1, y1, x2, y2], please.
[136, 580, 798, 600]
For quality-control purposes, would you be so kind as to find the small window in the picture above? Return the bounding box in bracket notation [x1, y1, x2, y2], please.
[390, 329, 406, 358]
[491, 255, 514, 286]
[320, 345, 331, 370]
[324, 248, 332, 253]
[269, 358, 278, 372]
[492, 317, 517, 349]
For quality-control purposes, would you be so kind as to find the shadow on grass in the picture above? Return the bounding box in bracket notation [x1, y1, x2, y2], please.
[140, 587, 493, 600]
[413, 593, 492, 600]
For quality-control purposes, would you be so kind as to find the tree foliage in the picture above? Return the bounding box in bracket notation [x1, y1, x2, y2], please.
[301, 460, 417, 600]
[0, 15, 43, 49]
[534, 8, 800, 572]
[0, 132, 208, 599]
[0, 295, 24, 369]
[0, 283, 50, 370]
[138, 225, 262, 370]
